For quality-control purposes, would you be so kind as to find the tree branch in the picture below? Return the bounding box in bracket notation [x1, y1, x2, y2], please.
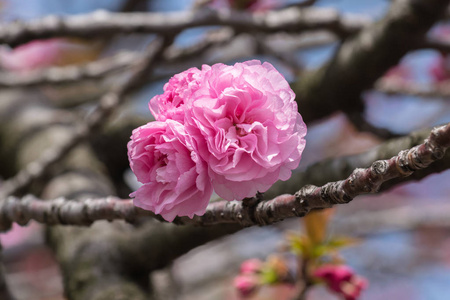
[0, 243, 15, 300]
[0, 7, 368, 47]
[2, 123, 449, 228]
[419, 38, 450, 53]
[0, 52, 136, 89]
[345, 110, 401, 139]
[334, 203, 450, 236]
[375, 78, 450, 98]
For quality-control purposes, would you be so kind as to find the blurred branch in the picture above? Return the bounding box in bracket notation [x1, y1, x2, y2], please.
[376, 78, 450, 98]
[293, 0, 450, 124]
[0, 28, 234, 90]
[335, 203, 450, 236]
[255, 34, 304, 73]
[120, 0, 149, 12]
[2, 123, 449, 228]
[0, 36, 170, 198]
[419, 38, 450, 53]
[286, 0, 318, 8]
[0, 52, 136, 88]
[164, 28, 235, 62]
[0, 7, 369, 47]
[345, 110, 401, 139]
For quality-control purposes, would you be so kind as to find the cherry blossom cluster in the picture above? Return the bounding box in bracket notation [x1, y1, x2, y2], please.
[127, 60, 306, 221]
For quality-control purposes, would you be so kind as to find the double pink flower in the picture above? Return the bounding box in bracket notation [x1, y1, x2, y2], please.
[128, 60, 306, 221]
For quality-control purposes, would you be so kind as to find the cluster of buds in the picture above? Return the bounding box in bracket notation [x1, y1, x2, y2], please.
[234, 256, 294, 298]
[233, 259, 263, 297]
[234, 210, 368, 299]
[312, 264, 368, 300]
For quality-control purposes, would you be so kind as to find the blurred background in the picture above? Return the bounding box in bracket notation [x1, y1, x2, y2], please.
[1, 0, 450, 299]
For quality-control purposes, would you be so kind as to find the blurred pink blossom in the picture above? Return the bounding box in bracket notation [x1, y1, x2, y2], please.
[0, 222, 40, 248]
[0, 38, 99, 71]
[429, 54, 450, 83]
[313, 264, 368, 300]
[383, 64, 413, 82]
[127, 120, 213, 221]
[240, 258, 263, 274]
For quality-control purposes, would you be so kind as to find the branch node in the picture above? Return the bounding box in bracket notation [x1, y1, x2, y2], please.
[371, 160, 388, 175]
[396, 150, 415, 176]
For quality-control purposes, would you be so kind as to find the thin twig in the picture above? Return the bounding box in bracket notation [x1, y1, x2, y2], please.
[345, 110, 401, 139]
[1, 123, 449, 229]
[254, 33, 304, 73]
[285, 0, 318, 9]
[376, 78, 450, 98]
[419, 38, 450, 53]
[0, 36, 171, 198]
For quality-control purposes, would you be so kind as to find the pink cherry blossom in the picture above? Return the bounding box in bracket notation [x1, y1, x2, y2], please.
[185, 60, 306, 200]
[149, 67, 202, 122]
[127, 120, 213, 221]
[313, 264, 368, 300]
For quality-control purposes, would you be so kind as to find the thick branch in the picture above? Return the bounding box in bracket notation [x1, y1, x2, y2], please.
[184, 123, 450, 225]
[2, 124, 449, 228]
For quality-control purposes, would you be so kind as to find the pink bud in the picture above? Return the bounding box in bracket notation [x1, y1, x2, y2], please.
[234, 274, 259, 297]
[313, 265, 368, 300]
[240, 258, 263, 274]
